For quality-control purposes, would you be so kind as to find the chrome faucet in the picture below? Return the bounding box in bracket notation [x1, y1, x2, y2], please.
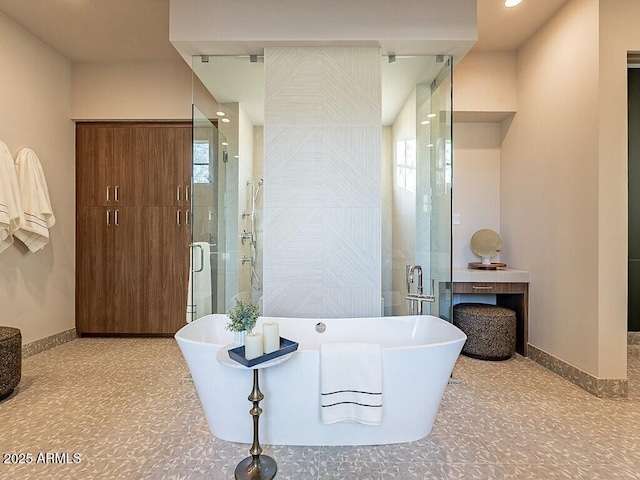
[406, 264, 435, 315]
[409, 265, 423, 294]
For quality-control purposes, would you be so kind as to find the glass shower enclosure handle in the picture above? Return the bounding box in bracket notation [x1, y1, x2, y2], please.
[191, 243, 204, 273]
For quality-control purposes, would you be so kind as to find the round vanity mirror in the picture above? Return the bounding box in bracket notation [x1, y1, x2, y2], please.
[469, 229, 506, 269]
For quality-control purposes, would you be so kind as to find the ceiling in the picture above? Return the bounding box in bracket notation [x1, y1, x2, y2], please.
[0, 0, 569, 62]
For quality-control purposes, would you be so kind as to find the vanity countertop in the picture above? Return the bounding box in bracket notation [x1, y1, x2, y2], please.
[453, 268, 530, 283]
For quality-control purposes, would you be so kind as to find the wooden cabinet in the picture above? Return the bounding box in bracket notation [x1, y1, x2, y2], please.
[76, 123, 192, 335]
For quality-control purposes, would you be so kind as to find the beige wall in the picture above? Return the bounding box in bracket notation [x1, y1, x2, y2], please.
[71, 59, 192, 120]
[454, 51, 517, 122]
[0, 11, 75, 344]
[500, 0, 605, 376]
[452, 123, 501, 269]
[598, 0, 640, 377]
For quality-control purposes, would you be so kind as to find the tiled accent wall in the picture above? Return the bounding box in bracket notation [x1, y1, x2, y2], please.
[629, 332, 640, 345]
[528, 344, 628, 398]
[263, 47, 381, 317]
[22, 328, 77, 358]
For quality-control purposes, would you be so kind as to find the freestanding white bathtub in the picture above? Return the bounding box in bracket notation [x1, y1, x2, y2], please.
[175, 314, 466, 446]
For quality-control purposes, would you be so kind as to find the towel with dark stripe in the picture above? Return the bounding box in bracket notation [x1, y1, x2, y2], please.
[320, 342, 383, 425]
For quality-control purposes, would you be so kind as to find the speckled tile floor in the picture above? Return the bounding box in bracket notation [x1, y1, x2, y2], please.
[1, 339, 639, 480]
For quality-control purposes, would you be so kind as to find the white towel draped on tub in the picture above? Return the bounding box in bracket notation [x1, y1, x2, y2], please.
[0, 141, 24, 253]
[320, 342, 383, 425]
[14, 148, 56, 252]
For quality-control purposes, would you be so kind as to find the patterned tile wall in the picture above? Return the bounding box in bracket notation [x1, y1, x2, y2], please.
[263, 47, 382, 317]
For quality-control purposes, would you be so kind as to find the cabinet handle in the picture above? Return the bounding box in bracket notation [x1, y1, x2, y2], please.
[115, 209, 119, 227]
[177, 185, 181, 204]
[106, 186, 111, 203]
[115, 185, 119, 203]
[185, 185, 190, 203]
[185, 209, 190, 226]
[106, 210, 111, 226]
[472, 285, 493, 290]
[177, 210, 181, 226]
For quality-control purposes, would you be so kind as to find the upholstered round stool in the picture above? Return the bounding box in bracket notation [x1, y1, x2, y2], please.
[0, 327, 21, 400]
[453, 303, 516, 361]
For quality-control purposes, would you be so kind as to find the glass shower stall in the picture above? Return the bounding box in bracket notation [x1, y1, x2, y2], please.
[187, 53, 452, 322]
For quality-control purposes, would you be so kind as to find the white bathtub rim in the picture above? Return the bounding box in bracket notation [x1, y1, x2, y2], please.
[174, 314, 467, 351]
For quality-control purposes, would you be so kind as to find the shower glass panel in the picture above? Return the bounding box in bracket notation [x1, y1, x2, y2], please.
[419, 58, 453, 320]
[191, 55, 260, 318]
[383, 55, 452, 320]
[189, 104, 229, 320]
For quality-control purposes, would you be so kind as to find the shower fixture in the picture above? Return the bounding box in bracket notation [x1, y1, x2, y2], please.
[243, 178, 264, 291]
[240, 230, 252, 245]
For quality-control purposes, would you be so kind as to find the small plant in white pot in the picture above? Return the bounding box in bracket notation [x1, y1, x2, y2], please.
[226, 299, 260, 346]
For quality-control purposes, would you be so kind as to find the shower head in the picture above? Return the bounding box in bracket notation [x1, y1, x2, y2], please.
[253, 178, 263, 203]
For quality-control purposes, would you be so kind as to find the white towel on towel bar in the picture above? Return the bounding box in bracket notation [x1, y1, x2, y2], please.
[320, 342, 383, 425]
[0, 141, 25, 253]
[13, 148, 56, 252]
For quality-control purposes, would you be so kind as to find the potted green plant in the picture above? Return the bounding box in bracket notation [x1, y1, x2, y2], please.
[226, 299, 260, 346]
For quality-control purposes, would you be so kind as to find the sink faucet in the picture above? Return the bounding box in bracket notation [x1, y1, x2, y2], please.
[406, 264, 435, 315]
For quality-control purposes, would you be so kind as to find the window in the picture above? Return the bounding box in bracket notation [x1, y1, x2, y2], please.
[396, 139, 416, 193]
[193, 141, 212, 184]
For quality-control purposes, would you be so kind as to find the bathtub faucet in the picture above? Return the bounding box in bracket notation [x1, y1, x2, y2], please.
[406, 264, 436, 315]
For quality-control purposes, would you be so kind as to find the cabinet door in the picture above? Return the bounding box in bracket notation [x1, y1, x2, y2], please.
[179, 125, 193, 207]
[137, 206, 165, 333]
[112, 127, 146, 207]
[145, 124, 192, 207]
[76, 125, 113, 207]
[160, 206, 191, 333]
[76, 207, 115, 333]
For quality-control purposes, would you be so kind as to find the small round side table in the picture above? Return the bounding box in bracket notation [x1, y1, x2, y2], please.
[217, 345, 295, 480]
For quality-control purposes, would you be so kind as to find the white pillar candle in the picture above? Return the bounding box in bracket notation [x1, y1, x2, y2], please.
[262, 322, 280, 354]
[244, 333, 264, 360]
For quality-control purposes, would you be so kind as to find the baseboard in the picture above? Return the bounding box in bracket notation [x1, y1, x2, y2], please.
[528, 344, 628, 398]
[22, 328, 78, 359]
[628, 332, 640, 345]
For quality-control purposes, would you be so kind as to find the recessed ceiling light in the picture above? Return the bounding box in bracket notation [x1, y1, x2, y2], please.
[221, 142, 229, 146]
[505, 0, 522, 7]
[427, 144, 434, 148]
[216, 111, 226, 116]
[427, 113, 437, 118]
[234, 155, 240, 159]
[221, 118, 231, 123]
[420, 120, 430, 125]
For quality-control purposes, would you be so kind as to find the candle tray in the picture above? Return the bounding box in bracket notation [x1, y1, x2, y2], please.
[228, 337, 299, 367]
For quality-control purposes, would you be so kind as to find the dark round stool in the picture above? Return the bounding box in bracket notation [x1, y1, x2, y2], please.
[0, 327, 21, 400]
[453, 303, 516, 361]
